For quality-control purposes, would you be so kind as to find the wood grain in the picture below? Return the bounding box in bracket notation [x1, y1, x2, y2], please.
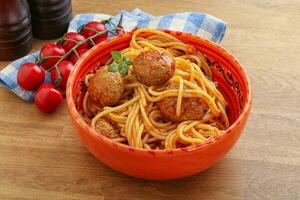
[0, 0, 299, 199]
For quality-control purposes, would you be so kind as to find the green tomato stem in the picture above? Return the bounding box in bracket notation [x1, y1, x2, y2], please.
[47, 29, 109, 72]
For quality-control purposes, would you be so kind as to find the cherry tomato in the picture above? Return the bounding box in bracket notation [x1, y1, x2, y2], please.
[34, 83, 63, 113]
[39, 42, 65, 70]
[62, 32, 89, 52]
[80, 21, 108, 44]
[17, 62, 45, 91]
[69, 49, 89, 64]
[50, 61, 74, 89]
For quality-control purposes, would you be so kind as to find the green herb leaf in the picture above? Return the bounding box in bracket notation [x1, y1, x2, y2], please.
[108, 63, 118, 72]
[108, 51, 132, 76]
[120, 67, 128, 76]
[125, 60, 133, 66]
[119, 61, 127, 69]
[124, 53, 129, 61]
[111, 51, 121, 62]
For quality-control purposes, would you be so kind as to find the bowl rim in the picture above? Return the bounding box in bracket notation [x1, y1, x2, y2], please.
[66, 29, 253, 155]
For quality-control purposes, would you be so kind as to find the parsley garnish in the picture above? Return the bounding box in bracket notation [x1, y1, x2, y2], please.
[108, 51, 132, 76]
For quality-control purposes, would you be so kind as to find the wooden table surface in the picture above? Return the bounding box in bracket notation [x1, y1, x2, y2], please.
[0, 0, 299, 199]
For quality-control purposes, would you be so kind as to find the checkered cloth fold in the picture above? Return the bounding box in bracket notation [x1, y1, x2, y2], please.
[0, 8, 226, 101]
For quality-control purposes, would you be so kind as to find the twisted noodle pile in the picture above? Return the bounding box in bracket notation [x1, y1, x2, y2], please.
[80, 29, 229, 150]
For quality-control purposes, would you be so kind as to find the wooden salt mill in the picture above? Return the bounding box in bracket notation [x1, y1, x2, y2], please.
[27, 0, 72, 39]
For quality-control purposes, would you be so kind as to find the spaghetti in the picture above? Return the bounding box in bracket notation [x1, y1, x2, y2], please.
[80, 29, 229, 150]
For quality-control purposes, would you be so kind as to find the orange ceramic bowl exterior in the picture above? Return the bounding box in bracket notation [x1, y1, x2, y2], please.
[66, 30, 253, 180]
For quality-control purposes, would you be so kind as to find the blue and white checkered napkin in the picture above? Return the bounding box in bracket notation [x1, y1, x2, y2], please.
[0, 8, 226, 102]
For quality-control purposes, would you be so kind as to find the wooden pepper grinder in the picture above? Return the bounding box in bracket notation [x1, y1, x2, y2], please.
[0, 0, 33, 61]
[27, 0, 72, 39]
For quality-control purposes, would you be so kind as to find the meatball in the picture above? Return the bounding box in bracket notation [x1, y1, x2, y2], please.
[94, 118, 121, 139]
[132, 50, 175, 86]
[158, 84, 208, 122]
[88, 66, 125, 107]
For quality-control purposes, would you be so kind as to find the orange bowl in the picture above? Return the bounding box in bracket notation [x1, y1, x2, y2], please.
[66, 30, 253, 180]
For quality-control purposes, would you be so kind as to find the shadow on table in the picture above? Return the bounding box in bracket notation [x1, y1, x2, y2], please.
[73, 153, 245, 200]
